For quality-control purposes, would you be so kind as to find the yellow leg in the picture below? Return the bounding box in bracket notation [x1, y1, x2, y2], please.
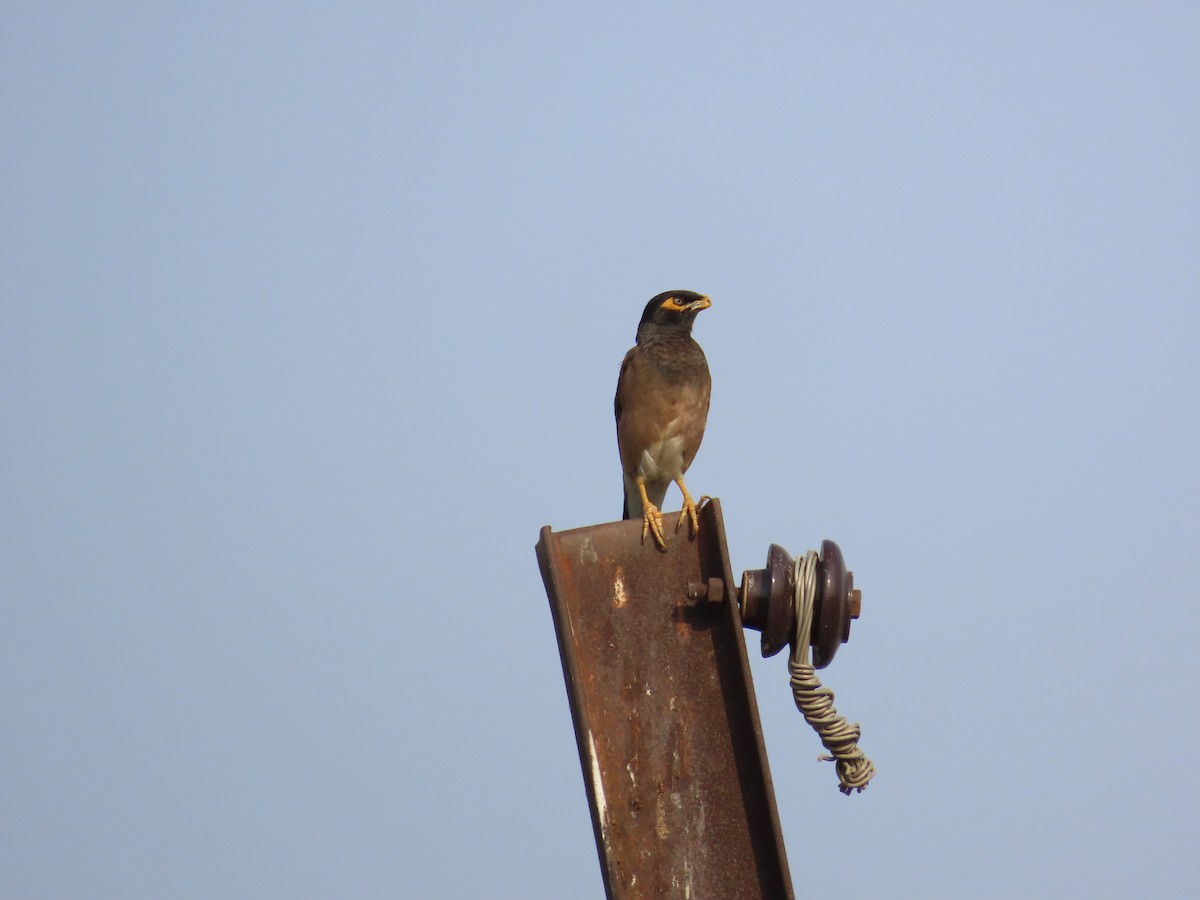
[674, 478, 704, 536]
[637, 479, 667, 551]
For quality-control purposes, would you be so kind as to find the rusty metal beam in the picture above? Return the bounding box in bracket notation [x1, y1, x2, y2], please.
[537, 499, 793, 899]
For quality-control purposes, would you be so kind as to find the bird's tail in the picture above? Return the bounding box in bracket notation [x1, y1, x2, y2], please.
[622, 488, 631, 521]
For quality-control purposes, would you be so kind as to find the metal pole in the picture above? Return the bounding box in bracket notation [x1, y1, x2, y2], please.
[537, 499, 794, 899]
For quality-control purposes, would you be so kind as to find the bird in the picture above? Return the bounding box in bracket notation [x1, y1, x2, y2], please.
[615, 290, 712, 550]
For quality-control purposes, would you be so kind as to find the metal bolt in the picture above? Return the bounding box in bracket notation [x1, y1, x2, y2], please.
[687, 577, 725, 604]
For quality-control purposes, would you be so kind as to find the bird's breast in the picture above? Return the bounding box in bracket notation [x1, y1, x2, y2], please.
[615, 337, 711, 483]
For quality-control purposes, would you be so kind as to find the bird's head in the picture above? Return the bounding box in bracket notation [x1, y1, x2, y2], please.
[636, 291, 712, 340]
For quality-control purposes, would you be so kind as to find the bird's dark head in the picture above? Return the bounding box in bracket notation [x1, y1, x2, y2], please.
[636, 291, 712, 341]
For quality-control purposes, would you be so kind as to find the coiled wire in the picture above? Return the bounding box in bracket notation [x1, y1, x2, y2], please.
[789, 551, 876, 794]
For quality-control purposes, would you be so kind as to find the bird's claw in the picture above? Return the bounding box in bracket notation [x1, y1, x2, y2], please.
[674, 487, 706, 538]
[641, 503, 668, 551]
[676, 498, 700, 537]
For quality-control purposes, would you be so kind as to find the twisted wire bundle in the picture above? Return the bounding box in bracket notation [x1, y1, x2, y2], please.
[790, 551, 876, 795]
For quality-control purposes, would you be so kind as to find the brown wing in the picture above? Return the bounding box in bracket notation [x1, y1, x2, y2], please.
[615, 347, 673, 475]
[614, 346, 635, 428]
[615, 347, 639, 519]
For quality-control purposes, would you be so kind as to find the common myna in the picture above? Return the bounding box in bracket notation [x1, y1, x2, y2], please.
[615, 291, 712, 550]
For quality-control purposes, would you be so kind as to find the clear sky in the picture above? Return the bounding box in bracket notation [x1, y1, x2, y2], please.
[3, 3, 1197, 898]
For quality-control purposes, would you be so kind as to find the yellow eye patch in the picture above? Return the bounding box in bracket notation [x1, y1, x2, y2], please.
[659, 295, 711, 312]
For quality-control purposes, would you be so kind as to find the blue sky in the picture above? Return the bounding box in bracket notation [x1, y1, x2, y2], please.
[3, 3, 1198, 897]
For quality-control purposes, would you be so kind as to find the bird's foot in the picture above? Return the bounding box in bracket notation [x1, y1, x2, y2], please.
[676, 499, 699, 536]
[674, 483, 705, 537]
[641, 502, 668, 551]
